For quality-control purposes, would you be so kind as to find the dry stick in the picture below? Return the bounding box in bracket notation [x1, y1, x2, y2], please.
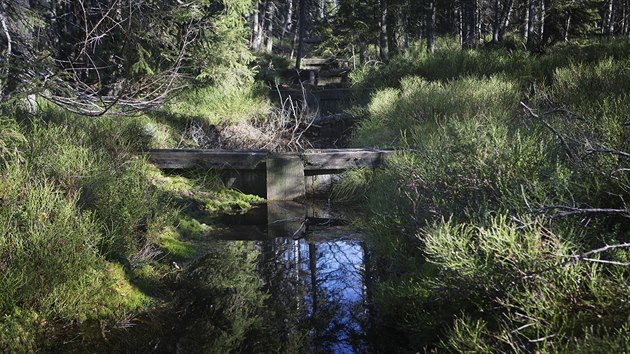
[529, 334, 556, 343]
[520, 102, 575, 159]
[291, 79, 316, 151]
[586, 146, 630, 159]
[524, 242, 630, 279]
[562, 242, 630, 260]
[538, 205, 630, 219]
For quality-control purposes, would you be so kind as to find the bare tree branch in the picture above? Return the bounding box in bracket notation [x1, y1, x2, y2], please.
[520, 101, 576, 159]
[585, 145, 630, 159]
[536, 205, 630, 219]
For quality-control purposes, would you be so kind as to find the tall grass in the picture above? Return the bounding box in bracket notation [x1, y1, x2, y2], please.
[350, 38, 630, 97]
[166, 82, 271, 126]
[0, 107, 175, 350]
[343, 41, 630, 352]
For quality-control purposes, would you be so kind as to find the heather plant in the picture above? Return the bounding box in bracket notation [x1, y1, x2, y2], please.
[350, 38, 630, 95]
[344, 41, 630, 352]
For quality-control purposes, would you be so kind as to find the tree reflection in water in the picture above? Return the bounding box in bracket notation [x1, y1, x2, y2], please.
[59, 203, 374, 353]
[254, 202, 372, 353]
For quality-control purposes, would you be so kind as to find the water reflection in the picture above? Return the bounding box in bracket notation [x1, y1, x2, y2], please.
[220, 201, 373, 353]
[54, 202, 374, 353]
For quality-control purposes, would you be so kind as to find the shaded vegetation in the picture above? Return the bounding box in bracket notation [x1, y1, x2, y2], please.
[337, 38, 630, 352]
[0, 90, 268, 352]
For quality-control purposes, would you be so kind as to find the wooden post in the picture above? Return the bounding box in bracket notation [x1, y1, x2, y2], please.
[308, 70, 316, 85]
[305, 174, 336, 197]
[267, 201, 306, 238]
[266, 153, 305, 200]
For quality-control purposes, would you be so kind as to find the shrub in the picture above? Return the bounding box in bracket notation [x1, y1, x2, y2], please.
[0, 163, 102, 317]
[352, 76, 520, 148]
[346, 39, 630, 352]
[82, 160, 163, 260]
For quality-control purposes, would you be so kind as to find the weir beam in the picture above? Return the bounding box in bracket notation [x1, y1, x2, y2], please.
[147, 148, 394, 201]
[266, 154, 305, 201]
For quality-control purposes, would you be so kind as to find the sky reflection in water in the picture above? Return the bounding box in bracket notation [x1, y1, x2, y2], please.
[231, 202, 371, 353]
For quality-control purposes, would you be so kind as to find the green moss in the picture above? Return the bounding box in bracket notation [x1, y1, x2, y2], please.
[177, 218, 212, 239]
[41, 262, 153, 322]
[0, 308, 41, 353]
[203, 189, 264, 214]
[159, 227, 202, 261]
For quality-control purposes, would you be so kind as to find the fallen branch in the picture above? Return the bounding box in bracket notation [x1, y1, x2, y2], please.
[536, 205, 630, 219]
[560, 242, 630, 260]
[524, 242, 630, 279]
[520, 102, 575, 159]
[585, 146, 630, 159]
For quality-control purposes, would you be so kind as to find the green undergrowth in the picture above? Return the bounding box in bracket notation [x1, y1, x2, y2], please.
[165, 82, 271, 126]
[339, 39, 630, 352]
[350, 38, 630, 101]
[0, 101, 266, 351]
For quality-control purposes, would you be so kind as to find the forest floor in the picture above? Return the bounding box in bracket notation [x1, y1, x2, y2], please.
[3, 37, 629, 353]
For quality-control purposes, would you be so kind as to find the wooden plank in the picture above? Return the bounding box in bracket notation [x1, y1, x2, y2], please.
[301, 58, 332, 66]
[147, 149, 267, 170]
[267, 201, 306, 238]
[147, 148, 394, 172]
[303, 149, 392, 172]
[266, 153, 305, 201]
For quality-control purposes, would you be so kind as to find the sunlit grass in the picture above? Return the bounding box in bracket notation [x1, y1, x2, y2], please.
[344, 38, 630, 351]
[166, 82, 271, 126]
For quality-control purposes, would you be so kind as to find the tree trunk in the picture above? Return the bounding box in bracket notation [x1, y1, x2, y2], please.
[604, 0, 615, 36]
[251, 1, 263, 50]
[492, 0, 500, 42]
[359, 42, 367, 65]
[526, 0, 537, 50]
[564, 12, 571, 41]
[379, 0, 388, 61]
[539, 0, 546, 45]
[280, 0, 293, 42]
[461, 0, 478, 49]
[0, 3, 11, 100]
[523, 0, 530, 43]
[296, 0, 306, 69]
[402, 13, 410, 48]
[477, 0, 482, 43]
[319, 0, 326, 20]
[387, 3, 398, 56]
[499, 0, 514, 41]
[427, 0, 436, 53]
[457, 5, 463, 46]
[623, 0, 629, 35]
[264, 0, 274, 52]
[4, 0, 33, 97]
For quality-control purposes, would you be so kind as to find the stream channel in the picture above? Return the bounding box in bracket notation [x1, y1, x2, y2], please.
[62, 87, 382, 352]
[76, 199, 381, 353]
[209, 200, 377, 353]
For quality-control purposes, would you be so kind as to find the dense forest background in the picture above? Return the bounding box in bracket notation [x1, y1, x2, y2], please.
[1, 0, 629, 352]
[2, 0, 630, 109]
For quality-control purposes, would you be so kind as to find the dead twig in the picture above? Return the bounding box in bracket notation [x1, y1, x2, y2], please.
[535, 205, 630, 219]
[520, 102, 576, 159]
[558, 242, 630, 262]
[585, 145, 630, 159]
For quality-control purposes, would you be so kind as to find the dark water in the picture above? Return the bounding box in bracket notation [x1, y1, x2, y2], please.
[58, 200, 376, 353]
[218, 201, 375, 353]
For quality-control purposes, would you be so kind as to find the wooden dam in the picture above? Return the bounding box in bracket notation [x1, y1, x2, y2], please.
[148, 149, 393, 200]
